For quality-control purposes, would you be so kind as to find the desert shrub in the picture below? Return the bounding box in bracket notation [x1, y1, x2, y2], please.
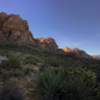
[96, 83, 100, 100]
[37, 70, 63, 100]
[51, 66, 97, 85]
[1, 71, 10, 82]
[62, 76, 96, 100]
[44, 56, 64, 67]
[36, 67, 97, 100]
[10, 69, 24, 77]
[38, 62, 50, 72]
[24, 67, 34, 75]
[0, 80, 23, 100]
[25, 55, 43, 65]
[25, 56, 37, 65]
[0, 56, 21, 71]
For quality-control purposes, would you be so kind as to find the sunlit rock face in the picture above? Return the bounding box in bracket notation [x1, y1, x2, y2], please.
[62, 47, 92, 58]
[35, 37, 58, 51]
[91, 55, 100, 60]
[62, 47, 71, 53]
[0, 12, 35, 45]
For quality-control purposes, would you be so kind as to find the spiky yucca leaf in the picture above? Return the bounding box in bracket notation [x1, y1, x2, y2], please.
[38, 71, 63, 100]
[62, 76, 96, 100]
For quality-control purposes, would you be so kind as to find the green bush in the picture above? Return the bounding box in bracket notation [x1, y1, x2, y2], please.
[25, 55, 43, 65]
[52, 66, 97, 85]
[96, 83, 100, 99]
[10, 69, 24, 77]
[1, 71, 10, 82]
[0, 80, 23, 100]
[0, 56, 21, 71]
[24, 67, 34, 75]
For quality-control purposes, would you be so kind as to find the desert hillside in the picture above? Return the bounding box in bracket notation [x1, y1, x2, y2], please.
[0, 12, 100, 100]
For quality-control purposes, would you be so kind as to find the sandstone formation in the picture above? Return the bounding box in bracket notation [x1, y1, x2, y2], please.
[62, 47, 92, 58]
[91, 55, 100, 60]
[0, 12, 59, 52]
[62, 47, 71, 53]
[35, 37, 58, 51]
[0, 12, 35, 45]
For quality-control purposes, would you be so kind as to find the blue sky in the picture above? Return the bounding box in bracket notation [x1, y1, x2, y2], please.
[0, 0, 100, 55]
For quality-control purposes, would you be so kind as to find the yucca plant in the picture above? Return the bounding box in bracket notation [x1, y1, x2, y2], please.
[36, 67, 97, 100]
[37, 70, 63, 100]
[62, 76, 96, 100]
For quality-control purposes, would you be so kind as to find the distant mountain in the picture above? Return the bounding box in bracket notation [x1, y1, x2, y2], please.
[91, 55, 100, 60]
[62, 47, 92, 59]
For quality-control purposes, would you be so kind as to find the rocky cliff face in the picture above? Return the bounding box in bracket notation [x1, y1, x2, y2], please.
[0, 12, 98, 59]
[62, 47, 92, 58]
[0, 12, 59, 51]
[35, 38, 58, 51]
[0, 12, 35, 45]
[62, 47, 71, 53]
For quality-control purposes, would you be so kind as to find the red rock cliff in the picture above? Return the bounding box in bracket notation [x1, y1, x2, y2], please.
[0, 12, 35, 45]
[35, 37, 58, 51]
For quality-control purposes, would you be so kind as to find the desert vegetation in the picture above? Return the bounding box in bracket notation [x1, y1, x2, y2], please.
[0, 44, 100, 100]
[35, 67, 98, 100]
[0, 80, 23, 100]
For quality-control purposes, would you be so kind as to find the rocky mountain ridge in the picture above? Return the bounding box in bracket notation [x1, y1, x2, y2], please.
[0, 12, 99, 59]
[62, 47, 92, 59]
[0, 12, 59, 51]
[91, 55, 100, 60]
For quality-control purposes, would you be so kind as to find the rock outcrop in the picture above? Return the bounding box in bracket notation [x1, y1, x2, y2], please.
[62, 47, 92, 58]
[91, 55, 100, 60]
[62, 47, 71, 53]
[0, 12, 59, 52]
[0, 12, 35, 45]
[35, 37, 58, 51]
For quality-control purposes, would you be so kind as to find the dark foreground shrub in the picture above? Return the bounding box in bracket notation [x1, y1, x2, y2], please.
[62, 76, 96, 100]
[36, 67, 97, 100]
[0, 80, 23, 100]
[0, 56, 21, 70]
[37, 71, 63, 100]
